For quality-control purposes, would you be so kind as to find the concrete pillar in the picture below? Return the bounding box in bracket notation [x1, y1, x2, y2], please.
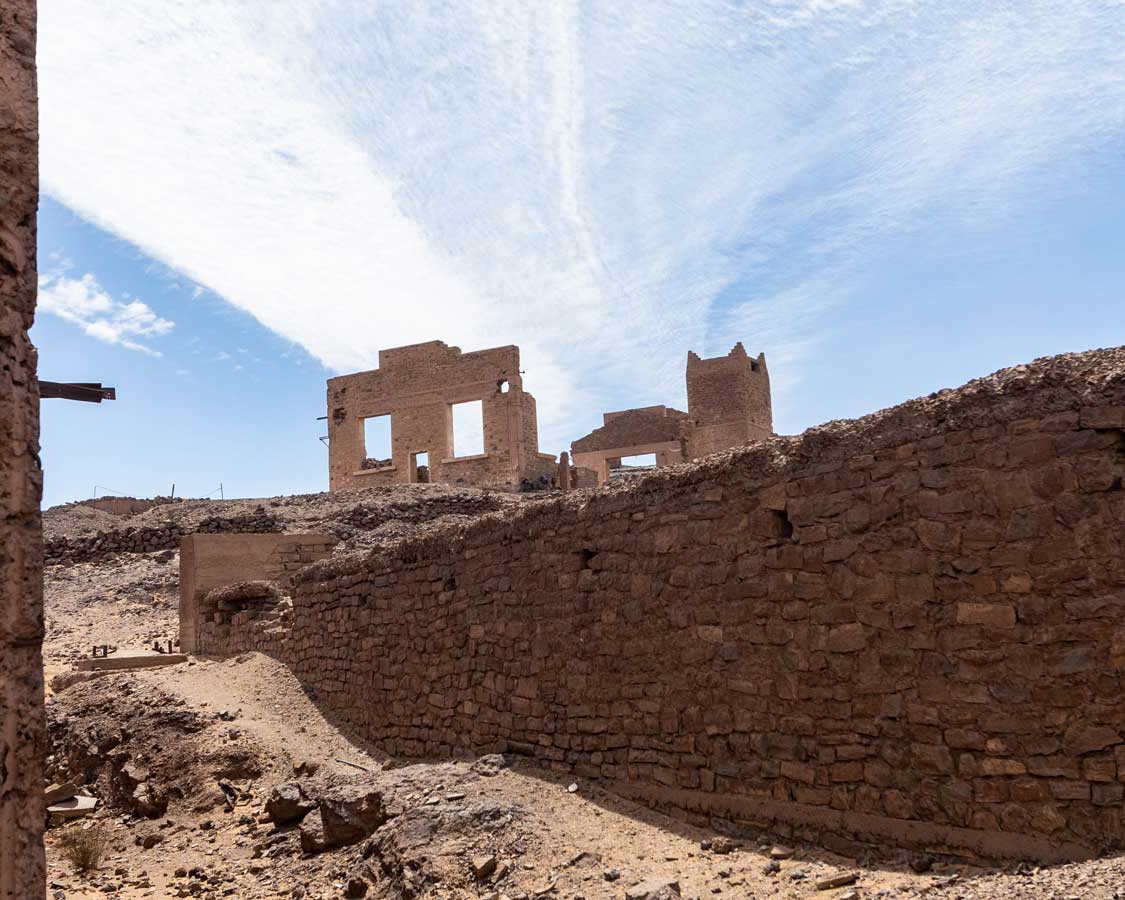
[0, 1, 45, 896]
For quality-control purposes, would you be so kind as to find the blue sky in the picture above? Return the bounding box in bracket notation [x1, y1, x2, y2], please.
[34, 0, 1125, 507]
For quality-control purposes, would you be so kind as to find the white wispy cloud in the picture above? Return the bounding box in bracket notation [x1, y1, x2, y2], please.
[37, 271, 174, 357]
[37, 1, 1125, 443]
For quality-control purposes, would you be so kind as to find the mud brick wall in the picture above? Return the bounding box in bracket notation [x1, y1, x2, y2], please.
[182, 533, 336, 654]
[210, 349, 1125, 862]
[0, 0, 44, 895]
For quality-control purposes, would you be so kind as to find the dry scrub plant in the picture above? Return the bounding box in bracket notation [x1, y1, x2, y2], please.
[56, 823, 109, 872]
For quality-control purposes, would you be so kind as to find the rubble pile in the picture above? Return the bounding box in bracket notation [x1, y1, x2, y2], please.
[43, 485, 527, 565]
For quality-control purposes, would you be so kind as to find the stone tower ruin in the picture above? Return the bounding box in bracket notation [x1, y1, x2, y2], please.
[571, 341, 774, 482]
[685, 341, 772, 459]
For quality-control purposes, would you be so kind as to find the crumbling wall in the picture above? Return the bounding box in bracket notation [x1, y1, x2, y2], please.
[202, 349, 1125, 861]
[180, 532, 336, 654]
[571, 407, 690, 483]
[572, 344, 773, 485]
[328, 341, 553, 491]
[573, 407, 690, 455]
[0, 1, 43, 895]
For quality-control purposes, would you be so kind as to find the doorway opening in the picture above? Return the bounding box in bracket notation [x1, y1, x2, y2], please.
[412, 451, 430, 483]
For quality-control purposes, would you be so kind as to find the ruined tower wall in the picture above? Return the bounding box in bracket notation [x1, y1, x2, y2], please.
[204, 349, 1125, 861]
[0, 1, 44, 895]
[686, 343, 773, 458]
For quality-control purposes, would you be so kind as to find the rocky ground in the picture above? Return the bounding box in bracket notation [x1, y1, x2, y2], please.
[41, 488, 1125, 899]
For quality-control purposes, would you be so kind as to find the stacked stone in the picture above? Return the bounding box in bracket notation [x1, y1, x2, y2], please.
[56, 495, 181, 517]
[45, 510, 282, 565]
[339, 494, 503, 530]
[205, 348, 1125, 861]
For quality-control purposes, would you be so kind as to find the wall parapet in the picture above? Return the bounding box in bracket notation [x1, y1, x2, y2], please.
[208, 348, 1125, 861]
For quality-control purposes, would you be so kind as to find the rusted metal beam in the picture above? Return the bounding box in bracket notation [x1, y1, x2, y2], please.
[38, 381, 116, 403]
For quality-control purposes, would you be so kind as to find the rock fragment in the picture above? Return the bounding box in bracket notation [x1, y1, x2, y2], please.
[815, 872, 858, 890]
[625, 877, 681, 900]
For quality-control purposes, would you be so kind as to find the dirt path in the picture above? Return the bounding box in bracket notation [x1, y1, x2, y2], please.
[44, 653, 970, 900]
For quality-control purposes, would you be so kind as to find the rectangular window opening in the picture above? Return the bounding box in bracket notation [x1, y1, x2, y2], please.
[412, 451, 430, 483]
[451, 400, 485, 458]
[611, 453, 657, 478]
[362, 414, 393, 469]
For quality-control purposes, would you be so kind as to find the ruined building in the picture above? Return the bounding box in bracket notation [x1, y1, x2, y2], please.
[327, 341, 557, 491]
[572, 342, 772, 483]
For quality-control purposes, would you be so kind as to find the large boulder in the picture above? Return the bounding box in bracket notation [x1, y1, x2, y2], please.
[266, 782, 316, 826]
[300, 784, 388, 854]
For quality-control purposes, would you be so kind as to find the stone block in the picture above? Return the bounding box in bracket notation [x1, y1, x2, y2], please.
[956, 603, 1016, 626]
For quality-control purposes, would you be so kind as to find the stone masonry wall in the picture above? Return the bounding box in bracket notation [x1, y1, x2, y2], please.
[0, 1, 44, 896]
[201, 349, 1125, 862]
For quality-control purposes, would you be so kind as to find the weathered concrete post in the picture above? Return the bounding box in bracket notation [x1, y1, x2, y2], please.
[0, 1, 45, 896]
